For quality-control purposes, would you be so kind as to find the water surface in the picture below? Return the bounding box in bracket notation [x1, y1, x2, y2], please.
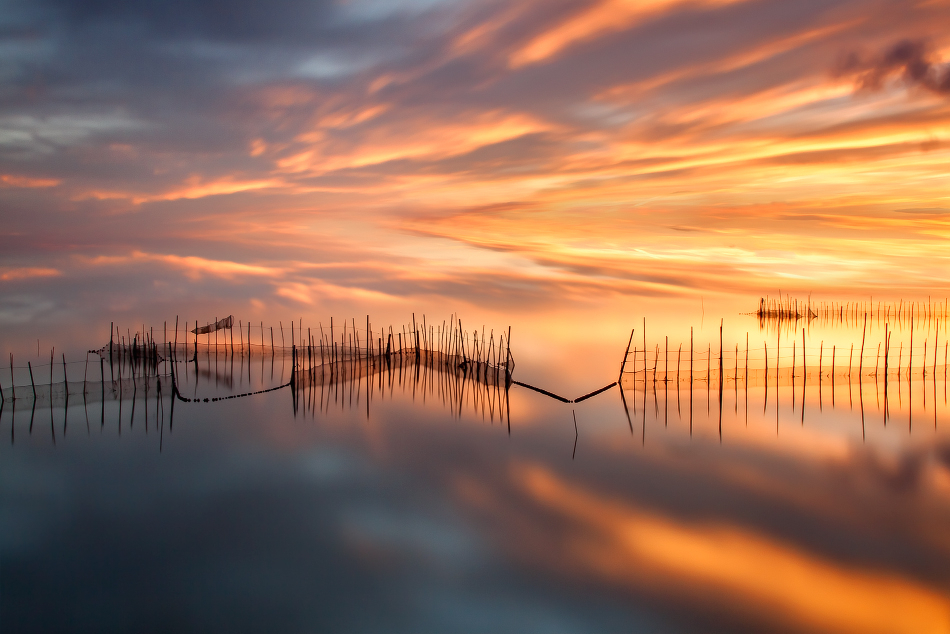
[2, 310, 949, 633]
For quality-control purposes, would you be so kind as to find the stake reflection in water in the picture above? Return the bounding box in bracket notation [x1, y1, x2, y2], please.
[3, 314, 949, 447]
[618, 339, 948, 441]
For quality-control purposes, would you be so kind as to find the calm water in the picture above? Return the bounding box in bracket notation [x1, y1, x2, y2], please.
[2, 312, 950, 633]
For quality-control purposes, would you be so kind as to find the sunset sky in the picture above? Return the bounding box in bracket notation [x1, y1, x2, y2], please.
[1, 0, 949, 343]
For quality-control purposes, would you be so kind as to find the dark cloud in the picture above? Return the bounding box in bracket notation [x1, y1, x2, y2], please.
[839, 38, 950, 95]
[51, 0, 337, 42]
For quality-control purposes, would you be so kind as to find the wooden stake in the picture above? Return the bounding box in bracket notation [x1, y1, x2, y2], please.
[619, 329, 634, 381]
[506, 326, 511, 378]
[909, 308, 914, 379]
[884, 326, 889, 383]
[857, 314, 868, 381]
[719, 320, 724, 394]
[677, 344, 682, 384]
[801, 328, 806, 381]
[935, 319, 940, 377]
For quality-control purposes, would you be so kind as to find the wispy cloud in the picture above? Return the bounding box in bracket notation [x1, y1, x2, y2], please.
[0, 266, 61, 281]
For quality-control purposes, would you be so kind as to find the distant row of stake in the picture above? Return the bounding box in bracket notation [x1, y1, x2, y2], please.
[755, 295, 949, 324]
[617, 318, 948, 387]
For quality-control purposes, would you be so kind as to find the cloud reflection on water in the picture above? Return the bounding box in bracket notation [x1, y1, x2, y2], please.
[2, 328, 950, 631]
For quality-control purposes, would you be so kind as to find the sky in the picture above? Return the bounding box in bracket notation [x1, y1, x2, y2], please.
[1, 0, 949, 348]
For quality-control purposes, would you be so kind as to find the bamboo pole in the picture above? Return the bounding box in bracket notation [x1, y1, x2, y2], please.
[909, 308, 914, 379]
[745, 333, 749, 383]
[858, 315, 867, 380]
[719, 320, 724, 397]
[677, 344, 682, 384]
[801, 328, 806, 382]
[884, 325, 890, 382]
[28, 361, 36, 401]
[619, 329, 634, 381]
[506, 326, 512, 381]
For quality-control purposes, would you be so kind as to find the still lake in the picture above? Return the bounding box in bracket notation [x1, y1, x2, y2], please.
[2, 307, 949, 633]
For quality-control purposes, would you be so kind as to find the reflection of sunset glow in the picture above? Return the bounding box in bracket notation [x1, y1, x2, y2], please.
[507, 464, 950, 634]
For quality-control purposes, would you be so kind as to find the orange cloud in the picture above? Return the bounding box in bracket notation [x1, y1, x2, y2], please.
[0, 267, 61, 281]
[72, 176, 287, 205]
[143, 252, 282, 279]
[83, 251, 283, 280]
[277, 109, 551, 175]
[510, 0, 749, 68]
[274, 278, 406, 305]
[0, 174, 60, 188]
[147, 177, 286, 203]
